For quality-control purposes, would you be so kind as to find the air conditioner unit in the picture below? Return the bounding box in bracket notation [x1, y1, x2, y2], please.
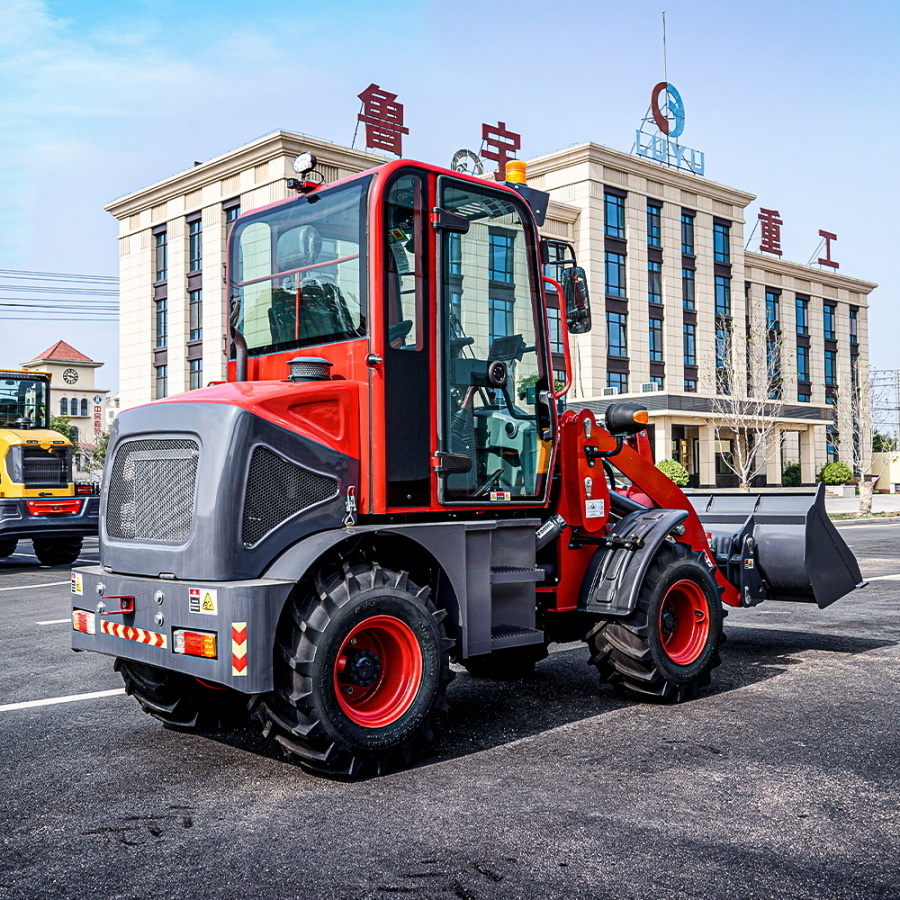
[640, 382, 661, 392]
[601, 387, 619, 396]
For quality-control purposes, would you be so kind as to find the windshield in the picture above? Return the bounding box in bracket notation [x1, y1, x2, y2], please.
[0, 375, 49, 429]
[229, 178, 369, 357]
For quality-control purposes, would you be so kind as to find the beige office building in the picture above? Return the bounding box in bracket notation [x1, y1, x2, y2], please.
[106, 132, 875, 487]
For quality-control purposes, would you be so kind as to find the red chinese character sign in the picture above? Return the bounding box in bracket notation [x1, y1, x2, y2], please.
[817, 230, 839, 269]
[357, 83, 408, 156]
[758, 208, 783, 256]
[481, 121, 521, 180]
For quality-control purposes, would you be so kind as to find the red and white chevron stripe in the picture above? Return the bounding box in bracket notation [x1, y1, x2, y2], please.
[101, 619, 167, 649]
[231, 622, 248, 676]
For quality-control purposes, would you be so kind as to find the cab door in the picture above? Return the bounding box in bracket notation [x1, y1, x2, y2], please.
[434, 178, 554, 506]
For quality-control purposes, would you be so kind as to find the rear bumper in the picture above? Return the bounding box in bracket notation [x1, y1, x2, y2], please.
[70, 566, 295, 693]
[0, 496, 100, 541]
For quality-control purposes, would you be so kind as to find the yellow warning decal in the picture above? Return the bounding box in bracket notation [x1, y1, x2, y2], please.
[189, 587, 218, 615]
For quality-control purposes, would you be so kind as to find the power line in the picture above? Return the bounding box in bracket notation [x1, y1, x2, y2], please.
[0, 268, 118, 283]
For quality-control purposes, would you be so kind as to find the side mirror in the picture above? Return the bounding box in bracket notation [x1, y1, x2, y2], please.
[562, 267, 591, 334]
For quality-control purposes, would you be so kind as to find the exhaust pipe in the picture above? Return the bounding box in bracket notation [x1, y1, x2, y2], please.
[688, 483, 865, 609]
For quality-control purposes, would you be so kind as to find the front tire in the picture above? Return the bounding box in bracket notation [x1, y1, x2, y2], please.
[253, 560, 453, 778]
[33, 537, 82, 566]
[586, 542, 724, 702]
[0, 538, 17, 559]
[115, 659, 250, 730]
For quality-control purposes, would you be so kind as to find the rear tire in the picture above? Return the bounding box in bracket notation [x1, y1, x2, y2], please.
[253, 559, 453, 778]
[33, 537, 82, 566]
[115, 659, 250, 730]
[0, 539, 17, 558]
[585, 542, 724, 702]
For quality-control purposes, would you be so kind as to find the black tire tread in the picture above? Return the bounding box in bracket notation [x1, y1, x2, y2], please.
[115, 658, 250, 731]
[32, 537, 83, 566]
[252, 559, 453, 778]
[585, 541, 726, 702]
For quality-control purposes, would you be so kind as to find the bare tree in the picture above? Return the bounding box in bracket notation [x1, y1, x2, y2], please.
[829, 366, 896, 517]
[703, 309, 789, 491]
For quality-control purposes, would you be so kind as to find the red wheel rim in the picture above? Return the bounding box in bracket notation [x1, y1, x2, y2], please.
[333, 615, 423, 727]
[658, 579, 710, 665]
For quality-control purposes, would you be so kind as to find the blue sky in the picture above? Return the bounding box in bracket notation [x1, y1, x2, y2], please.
[1, 0, 897, 389]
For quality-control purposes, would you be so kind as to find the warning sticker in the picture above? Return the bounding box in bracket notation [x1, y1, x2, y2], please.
[585, 499, 606, 518]
[189, 587, 218, 615]
[490, 491, 512, 502]
[70, 572, 83, 595]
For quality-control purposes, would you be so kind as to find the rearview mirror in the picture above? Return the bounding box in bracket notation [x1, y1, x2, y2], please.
[562, 267, 591, 334]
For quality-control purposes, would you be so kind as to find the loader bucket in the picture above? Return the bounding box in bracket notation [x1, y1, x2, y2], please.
[687, 484, 865, 608]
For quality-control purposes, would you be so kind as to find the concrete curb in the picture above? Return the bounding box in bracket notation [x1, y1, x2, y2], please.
[831, 515, 900, 526]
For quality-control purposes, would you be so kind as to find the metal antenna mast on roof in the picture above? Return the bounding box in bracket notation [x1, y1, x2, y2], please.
[662, 11, 668, 86]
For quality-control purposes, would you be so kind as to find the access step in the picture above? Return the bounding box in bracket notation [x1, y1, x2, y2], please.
[490, 565, 545, 584]
[490, 625, 545, 651]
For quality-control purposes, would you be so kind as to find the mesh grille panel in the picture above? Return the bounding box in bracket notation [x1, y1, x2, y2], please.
[23, 447, 70, 487]
[105, 439, 199, 543]
[242, 446, 338, 546]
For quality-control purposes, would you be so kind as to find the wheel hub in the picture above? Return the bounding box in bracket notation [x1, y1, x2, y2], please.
[658, 578, 710, 665]
[345, 649, 382, 686]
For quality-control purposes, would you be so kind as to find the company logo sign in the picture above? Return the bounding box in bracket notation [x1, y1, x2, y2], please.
[635, 82, 704, 176]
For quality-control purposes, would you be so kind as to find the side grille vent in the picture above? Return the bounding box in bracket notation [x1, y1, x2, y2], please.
[106, 439, 199, 543]
[23, 447, 71, 488]
[242, 446, 338, 546]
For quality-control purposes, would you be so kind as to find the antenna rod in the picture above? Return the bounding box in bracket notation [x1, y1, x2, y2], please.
[662, 10, 668, 85]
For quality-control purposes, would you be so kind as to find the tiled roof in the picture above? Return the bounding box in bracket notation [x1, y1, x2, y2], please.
[30, 340, 94, 363]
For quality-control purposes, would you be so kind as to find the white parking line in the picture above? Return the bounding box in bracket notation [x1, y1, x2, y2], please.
[0, 688, 125, 712]
[37, 618, 71, 625]
[864, 573, 900, 581]
[0, 580, 70, 592]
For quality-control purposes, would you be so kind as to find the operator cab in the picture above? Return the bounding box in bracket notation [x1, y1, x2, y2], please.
[226, 159, 590, 514]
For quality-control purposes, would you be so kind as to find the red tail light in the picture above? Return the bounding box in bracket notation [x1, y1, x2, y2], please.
[26, 499, 82, 516]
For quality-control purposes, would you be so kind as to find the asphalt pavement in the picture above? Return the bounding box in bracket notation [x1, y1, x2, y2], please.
[0, 530, 897, 900]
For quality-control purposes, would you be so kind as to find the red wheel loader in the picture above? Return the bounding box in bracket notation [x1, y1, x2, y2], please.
[71, 157, 864, 777]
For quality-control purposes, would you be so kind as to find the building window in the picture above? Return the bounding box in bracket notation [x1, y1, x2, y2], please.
[682, 268, 695, 309]
[70, 396, 78, 413]
[189, 289, 202, 341]
[650, 375, 664, 389]
[796, 295, 809, 335]
[604, 191, 625, 239]
[154, 231, 167, 283]
[59, 398, 68, 415]
[155, 365, 168, 400]
[188, 218, 203, 273]
[683, 322, 696, 366]
[607, 371, 628, 393]
[715, 276, 731, 316]
[606, 311, 627, 357]
[797, 344, 810, 381]
[605, 251, 626, 297]
[448, 232, 461, 276]
[647, 202, 661, 247]
[824, 349, 837, 385]
[449, 289, 462, 328]
[684, 378, 697, 392]
[765, 288, 780, 330]
[80, 398, 88, 417]
[224, 203, 241, 227]
[488, 231, 515, 283]
[713, 220, 731, 264]
[826, 425, 839, 463]
[649, 317, 663, 362]
[489, 296, 514, 341]
[547, 306, 563, 354]
[681, 210, 695, 255]
[189, 358, 203, 391]
[849, 307, 858, 343]
[824, 303, 836, 340]
[155, 297, 167, 348]
[647, 260, 662, 304]
[798, 392, 810, 403]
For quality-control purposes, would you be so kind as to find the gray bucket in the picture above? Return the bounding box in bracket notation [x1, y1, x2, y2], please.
[687, 484, 865, 609]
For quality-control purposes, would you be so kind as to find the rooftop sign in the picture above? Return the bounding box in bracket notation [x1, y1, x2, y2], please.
[634, 82, 705, 176]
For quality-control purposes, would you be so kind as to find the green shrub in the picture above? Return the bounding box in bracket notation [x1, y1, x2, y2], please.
[819, 461, 853, 485]
[656, 458, 690, 486]
[781, 461, 802, 487]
